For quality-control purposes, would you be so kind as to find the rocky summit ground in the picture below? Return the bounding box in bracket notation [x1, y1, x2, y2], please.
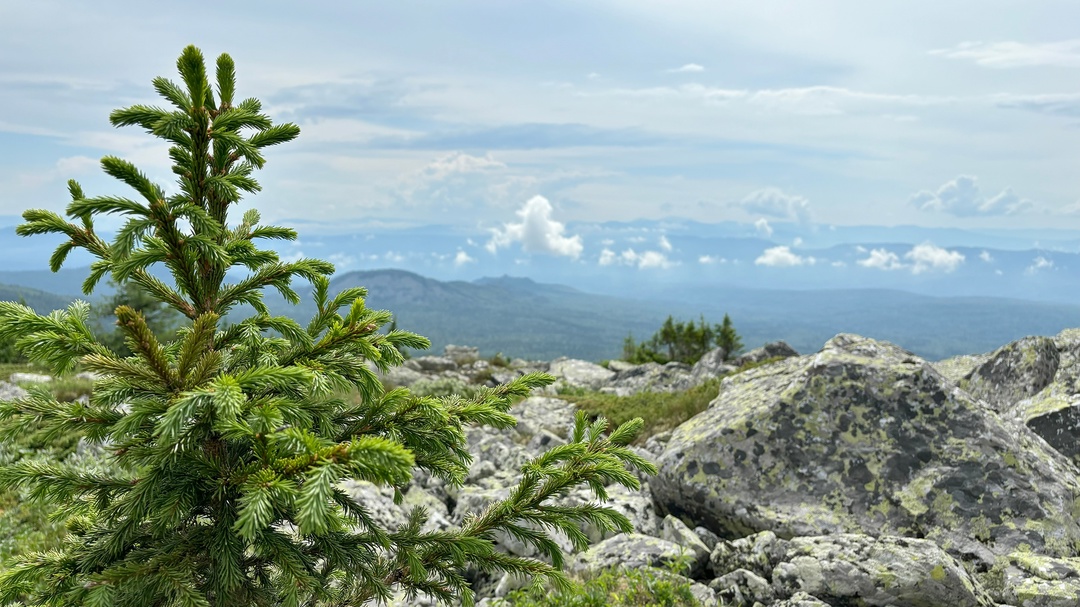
[369, 333, 1080, 606]
[8, 332, 1080, 606]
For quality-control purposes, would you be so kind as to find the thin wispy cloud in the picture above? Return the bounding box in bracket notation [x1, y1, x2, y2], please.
[930, 40, 1080, 68]
[667, 63, 705, 73]
[599, 247, 675, 269]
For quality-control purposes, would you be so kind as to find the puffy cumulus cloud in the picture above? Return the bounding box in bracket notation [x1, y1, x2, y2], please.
[1026, 256, 1054, 274]
[754, 246, 815, 267]
[857, 249, 905, 271]
[658, 235, 673, 252]
[906, 243, 965, 274]
[699, 255, 727, 264]
[486, 196, 584, 258]
[929, 40, 1080, 68]
[599, 248, 675, 269]
[454, 250, 475, 267]
[910, 175, 1032, 217]
[738, 188, 811, 224]
[667, 63, 705, 73]
[979, 250, 993, 263]
[857, 244, 965, 274]
[754, 217, 773, 238]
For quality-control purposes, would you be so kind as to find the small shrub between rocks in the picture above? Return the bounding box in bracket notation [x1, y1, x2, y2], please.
[494, 566, 699, 607]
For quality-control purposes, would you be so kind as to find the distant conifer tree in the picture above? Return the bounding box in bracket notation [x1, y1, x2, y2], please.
[717, 313, 744, 361]
[0, 46, 652, 607]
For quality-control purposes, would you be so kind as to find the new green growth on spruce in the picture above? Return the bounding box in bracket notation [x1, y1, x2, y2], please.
[0, 46, 654, 607]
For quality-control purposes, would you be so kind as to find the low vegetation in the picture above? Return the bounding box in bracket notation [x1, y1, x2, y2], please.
[560, 357, 785, 445]
[495, 564, 699, 607]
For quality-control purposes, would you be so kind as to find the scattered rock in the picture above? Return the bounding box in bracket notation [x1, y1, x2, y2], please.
[443, 344, 480, 365]
[10, 372, 52, 384]
[547, 357, 615, 391]
[732, 340, 799, 367]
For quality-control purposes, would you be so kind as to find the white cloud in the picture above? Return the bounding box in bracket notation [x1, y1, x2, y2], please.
[738, 188, 811, 223]
[486, 195, 584, 258]
[422, 151, 506, 181]
[754, 217, 773, 238]
[1026, 256, 1054, 274]
[599, 247, 675, 269]
[857, 244, 965, 273]
[910, 175, 1033, 217]
[979, 250, 993, 262]
[658, 235, 673, 252]
[754, 246, 815, 267]
[905, 243, 965, 274]
[699, 255, 726, 264]
[929, 40, 1080, 68]
[831, 260, 847, 267]
[792, 237, 803, 247]
[454, 250, 475, 267]
[855, 245, 867, 253]
[857, 249, 905, 271]
[668, 63, 705, 73]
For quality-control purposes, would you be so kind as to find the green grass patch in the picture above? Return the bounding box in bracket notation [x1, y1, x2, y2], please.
[559, 356, 787, 444]
[559, 379, 721, 445]
[495, 565, 700, 607]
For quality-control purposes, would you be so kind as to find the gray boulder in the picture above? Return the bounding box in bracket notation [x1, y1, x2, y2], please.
[547, 357, 615, 391]
[945, 329, 1080, 466]
[732, 341, 799, 367]
[672, 347, 739, 391]
[651, 334, 1080, 563]
[570, 533, 691, 575]
[710, 532, 995, 607]
[405, 355, 459, 373]
[443, 344, 480, 365]
[986, 551, 1080, 607]
[605, 361, 693, 395]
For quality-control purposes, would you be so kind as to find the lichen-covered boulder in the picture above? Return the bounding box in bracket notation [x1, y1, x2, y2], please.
[709, 532, 994, 607]
[963, 336, 1061, 411]
[945, 329, 1080, 466]
[768, 535, 995, 607]
[986, 551, 1080, 607]
[570, 533, 691, 575]
[547, 357, 615, 391]
[651, 334, 1080, 562]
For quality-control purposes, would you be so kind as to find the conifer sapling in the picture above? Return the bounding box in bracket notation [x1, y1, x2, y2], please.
[0, 46, 654, 607]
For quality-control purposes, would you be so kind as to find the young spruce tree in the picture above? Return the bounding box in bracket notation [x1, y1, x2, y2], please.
[0, 46, 653, 607]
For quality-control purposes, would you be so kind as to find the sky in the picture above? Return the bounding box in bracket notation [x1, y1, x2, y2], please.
[2, 0, 1080, 244]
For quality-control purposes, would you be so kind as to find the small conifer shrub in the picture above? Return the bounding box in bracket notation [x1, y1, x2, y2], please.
[0, 46, 653, 607]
